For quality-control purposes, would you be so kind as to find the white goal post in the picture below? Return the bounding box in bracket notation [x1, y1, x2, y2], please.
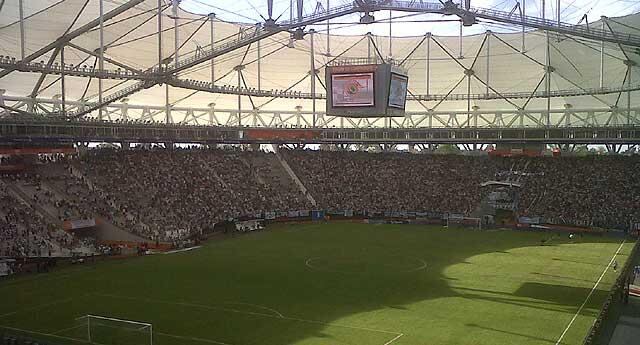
[445, 215, 482, 230]
[77, 315, 153, 345]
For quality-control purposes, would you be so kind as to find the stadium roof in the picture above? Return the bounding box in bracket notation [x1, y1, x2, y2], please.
[0, 0, 639, 126]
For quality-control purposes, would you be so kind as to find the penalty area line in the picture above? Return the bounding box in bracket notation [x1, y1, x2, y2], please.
[0, 295, 79, 319]
[554, 239, 626, 345]
[96, 293, 403, 336]
[383, 333, 404, 345]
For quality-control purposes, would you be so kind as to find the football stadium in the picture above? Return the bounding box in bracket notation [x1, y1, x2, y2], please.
[1, 1, 640, 344]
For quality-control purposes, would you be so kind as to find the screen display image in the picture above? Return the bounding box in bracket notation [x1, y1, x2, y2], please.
[388, 73, 408, 109]
[331, 73, 375, 107]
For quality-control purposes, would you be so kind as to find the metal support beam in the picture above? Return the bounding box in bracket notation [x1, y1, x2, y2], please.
[389, 10, 392, 59]
[628, 65, 632, 125]
[158, 0, 163, 67]
[459, 20, 463, 58]
[172, 0, 180, 66]
[0, 0, 145, 80]
[165, 85, 171, 123]
[326, 0, 330, 56]
[486, 31, 490, 95]
[467, 73, 471, 126]
[238, 69, 242, 126]
[367, 32, 372, 60]
[60, 46, 66, 114]
[18, 0, 25, 60]
[521, 0, 525, 52]
[600, 17, 605, 88]
[426, 33, 430, 96]
[98, 0, 105, 120]
[257, 39, 261, 90]
[209, 13, 215, 85]
[556, 0, 560, 41]
[310, 29, 316, 127]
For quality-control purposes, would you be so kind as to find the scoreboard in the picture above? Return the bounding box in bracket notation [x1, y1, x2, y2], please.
[326, 63, 408, 117]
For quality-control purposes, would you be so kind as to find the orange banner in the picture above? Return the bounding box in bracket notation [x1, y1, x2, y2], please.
[0, 147, 75, 154]
[246, 129, 321, 141]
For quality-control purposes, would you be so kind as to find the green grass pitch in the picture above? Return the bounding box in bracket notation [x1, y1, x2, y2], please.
[0, 223, 633, 345]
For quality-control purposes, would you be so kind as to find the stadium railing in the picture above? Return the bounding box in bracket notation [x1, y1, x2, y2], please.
[582, 238, 640, 345]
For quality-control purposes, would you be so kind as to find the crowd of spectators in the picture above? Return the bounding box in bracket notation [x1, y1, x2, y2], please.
[3, 148, 639, 256]
[0, 180, 72, 257]
[518, 156, 640, 229]
[284, 150, 640, 230]
[283, 150, 493, 214]
[76, 147, 311, 241]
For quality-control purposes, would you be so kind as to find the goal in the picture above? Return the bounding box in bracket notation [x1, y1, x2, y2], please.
[77, 315, 153, 345]
[445, 215, 482, 230]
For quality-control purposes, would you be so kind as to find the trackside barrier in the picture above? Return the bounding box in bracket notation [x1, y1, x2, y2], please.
[582, 238, 640, 345]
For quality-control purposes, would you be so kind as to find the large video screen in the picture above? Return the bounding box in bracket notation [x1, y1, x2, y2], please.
[331, 73, 375, 107]
[388, 73, 408, 109]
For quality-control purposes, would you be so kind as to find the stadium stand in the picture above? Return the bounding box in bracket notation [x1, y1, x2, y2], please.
[0, 180, 73, 257]
[2, 148, 640, 256]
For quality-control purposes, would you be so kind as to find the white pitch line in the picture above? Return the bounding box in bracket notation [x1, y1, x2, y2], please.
[404, 259, 427, 272]
[51, 324, 85, 335]
[163, 246, 202, 255]
[96, 293, 401, 335]
[156, 331, 235, 345]
[0, 325, 92, 344]
[94, 293, 280, 319]
[0, 295, 77, 318]
[221, 302, 284, 318]
[305, 257, 427, 273]
[554, 239, 626, 345]
[383, 333, 404, 345]
[1, 324, 234, 345]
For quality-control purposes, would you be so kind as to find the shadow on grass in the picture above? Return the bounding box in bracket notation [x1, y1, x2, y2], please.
[0, 224, 627, 345]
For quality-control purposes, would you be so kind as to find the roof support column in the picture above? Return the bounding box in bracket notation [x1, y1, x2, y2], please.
[209, 13, 215, 85]
[367, 32, 372, 61]
[18, 0, 25, 60]
[458, 20, 463, 58]
[238, 69, 242, 126]
[521, 0, 525, 52]
[543, 0, 551, 128]
[326, 0, 330, 56]
[310, 29, 317, 127]
[426, 33, 430, 96]
[98, 0, 104, 120]
[388, 10, 392, 59]
[158, 0, 170, 124]
[257, 39, 262, 90]
[60, 46, 66, 114]
[165, 85, 171, 123]
[157, 0, 163, 67]
[599, 16, 605, 88]
[173, 0, 180, 66]
[465, 69, 473, 127]
[486, 31, 490, 95]
[467, 73, 471, 127]
[556, 0, 560, 35]
[627, 63, 632, 125]
[0, 90, 5, 115]
[208, 102, 216, 125]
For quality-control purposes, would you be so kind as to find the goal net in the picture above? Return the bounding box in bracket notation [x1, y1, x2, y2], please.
[446, 215, 482, 230]
[77, 315, 153, 345]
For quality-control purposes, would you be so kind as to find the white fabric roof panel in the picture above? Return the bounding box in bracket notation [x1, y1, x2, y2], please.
[0, 0, 638, 117]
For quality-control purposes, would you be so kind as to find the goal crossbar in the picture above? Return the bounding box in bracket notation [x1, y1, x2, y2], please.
[78, 315, 152, 327]
[446, 216, 482, 230]
[77, 314, 153, 345]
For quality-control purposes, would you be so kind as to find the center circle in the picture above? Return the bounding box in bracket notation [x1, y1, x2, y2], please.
[305, 255, 426, 274]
